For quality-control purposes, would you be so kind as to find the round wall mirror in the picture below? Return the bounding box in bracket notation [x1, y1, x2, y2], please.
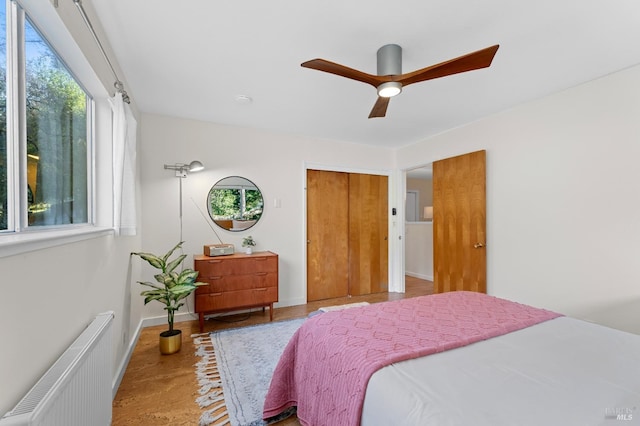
[207, 176, 263, 231]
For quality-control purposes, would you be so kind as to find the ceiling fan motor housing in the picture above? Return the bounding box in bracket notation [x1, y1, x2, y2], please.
[377, 44, 402, 97]
[377, 44, 402, 75]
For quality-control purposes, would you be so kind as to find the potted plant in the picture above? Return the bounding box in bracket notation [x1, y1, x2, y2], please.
[132, 241, 205, 354]
[242, 235, 256, 254]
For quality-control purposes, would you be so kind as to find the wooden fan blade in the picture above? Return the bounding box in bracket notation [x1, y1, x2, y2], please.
[369, 96, 390, 118]
[397, 45, 499, 87]
[301, 59, 385, 88]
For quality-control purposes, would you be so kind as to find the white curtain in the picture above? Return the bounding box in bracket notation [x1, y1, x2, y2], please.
[110, 92, 138, 236]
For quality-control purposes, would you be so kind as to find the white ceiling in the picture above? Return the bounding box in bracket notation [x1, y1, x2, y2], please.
[91, 0, 640, 149]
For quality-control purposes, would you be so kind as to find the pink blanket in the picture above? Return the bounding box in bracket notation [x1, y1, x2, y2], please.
[263, 291, 562, 426]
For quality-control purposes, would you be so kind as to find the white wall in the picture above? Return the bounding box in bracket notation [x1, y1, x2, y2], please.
[405, 222, 433, 280]
[138, 114, 395, 317]
[406, 177, 433, 218]
[396, 64, 640, 334]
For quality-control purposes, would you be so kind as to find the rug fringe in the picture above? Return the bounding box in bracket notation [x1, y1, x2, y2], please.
[198, 381, 223, 395]
[197, 392, 225, 408]
[193, 334, 230, 426]
[199, 407, 230, 426]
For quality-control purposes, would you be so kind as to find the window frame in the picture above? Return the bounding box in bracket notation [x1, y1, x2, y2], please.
[0, 0, 115, 258]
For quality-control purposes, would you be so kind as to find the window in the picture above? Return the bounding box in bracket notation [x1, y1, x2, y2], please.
[1, 1, 91, 232]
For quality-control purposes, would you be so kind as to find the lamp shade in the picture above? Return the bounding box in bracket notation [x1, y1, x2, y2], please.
[424, 206, 433, 220]
[188, 160, 204, 172]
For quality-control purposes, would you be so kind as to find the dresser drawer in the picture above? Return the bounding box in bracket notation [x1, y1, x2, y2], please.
[224, 287, 278, 306]
[196, 272, 277, 294]
[196, 292, 224, 312]
[195, 287, 278, 312]
[195, 255, 277, 277]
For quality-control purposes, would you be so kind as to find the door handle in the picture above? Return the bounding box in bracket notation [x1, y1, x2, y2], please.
[473, 242, 485, 249]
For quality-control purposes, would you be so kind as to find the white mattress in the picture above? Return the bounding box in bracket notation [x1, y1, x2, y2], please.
[361, 317, 640, 426]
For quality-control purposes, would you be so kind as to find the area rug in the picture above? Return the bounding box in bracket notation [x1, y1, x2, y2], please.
[193, 318, 305, 426]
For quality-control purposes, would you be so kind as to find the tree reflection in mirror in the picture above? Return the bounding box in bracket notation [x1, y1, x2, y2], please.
[207, 176, 263, 231]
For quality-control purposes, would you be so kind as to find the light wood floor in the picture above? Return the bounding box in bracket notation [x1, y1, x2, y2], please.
[112, 276, 433, 425]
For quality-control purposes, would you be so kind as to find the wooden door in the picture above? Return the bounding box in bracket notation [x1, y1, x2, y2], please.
[306, 170, 349, 301]
[433, 150, 486, 293]
[348, 174, 388, 296]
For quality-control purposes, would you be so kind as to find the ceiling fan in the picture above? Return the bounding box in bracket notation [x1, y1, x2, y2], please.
[301, 44, 499, 118]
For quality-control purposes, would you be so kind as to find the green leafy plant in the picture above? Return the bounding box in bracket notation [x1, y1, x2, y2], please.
[132, 241, 205, 335]
[242, 235, 256, 247]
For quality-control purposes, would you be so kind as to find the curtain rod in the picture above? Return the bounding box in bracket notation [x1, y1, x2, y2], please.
[72, 0, 130, 103]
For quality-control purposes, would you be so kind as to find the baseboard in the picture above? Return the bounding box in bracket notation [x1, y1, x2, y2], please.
[275, 297, 307, 308]
[139, 311, 199, 329]
[112, 319, 142, 400]
[405, 271, 434, 281]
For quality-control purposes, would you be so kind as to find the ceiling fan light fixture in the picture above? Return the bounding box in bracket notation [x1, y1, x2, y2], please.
[377, 81, 402, 98]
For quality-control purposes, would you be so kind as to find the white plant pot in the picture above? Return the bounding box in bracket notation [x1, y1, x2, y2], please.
[245, 247, 253, 254]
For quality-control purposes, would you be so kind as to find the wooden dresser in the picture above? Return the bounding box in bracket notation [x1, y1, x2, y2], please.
[193, 251, 278, 331]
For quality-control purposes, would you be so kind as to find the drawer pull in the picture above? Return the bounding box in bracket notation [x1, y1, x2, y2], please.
[254, 288, 267, 292]
[208, 276, 222, 280]
[255, 257, 267, 261]
[209, 293, 222, 297]
[207, 260, 222, 264]
[255, 272, 267, 276]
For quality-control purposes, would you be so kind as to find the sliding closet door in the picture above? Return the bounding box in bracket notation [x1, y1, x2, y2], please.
[307, 170, 389, 301]
[433, 150, 486, 293]
[307, 170, 349, 301]
[349, 173, 388, 296]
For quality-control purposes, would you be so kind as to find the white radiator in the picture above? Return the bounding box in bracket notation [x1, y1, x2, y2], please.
[1, 311, 114, 426]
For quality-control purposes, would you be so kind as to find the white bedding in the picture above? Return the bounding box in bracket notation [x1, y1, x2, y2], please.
[362, 317, 640, 426]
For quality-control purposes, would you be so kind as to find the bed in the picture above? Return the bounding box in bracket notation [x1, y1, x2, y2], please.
[263, 291, 640, 426]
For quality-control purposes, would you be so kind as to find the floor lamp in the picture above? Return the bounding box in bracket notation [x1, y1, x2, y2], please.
[164, 160, 205, 241]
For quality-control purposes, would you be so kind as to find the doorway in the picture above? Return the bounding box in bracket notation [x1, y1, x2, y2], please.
[405, 166, 434, 282]
[404, 150, 487, 294]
